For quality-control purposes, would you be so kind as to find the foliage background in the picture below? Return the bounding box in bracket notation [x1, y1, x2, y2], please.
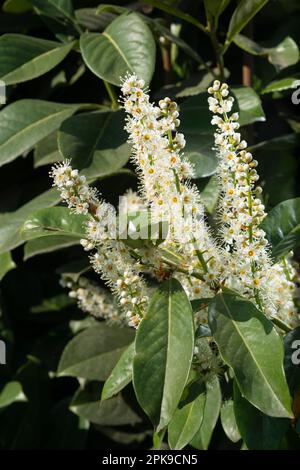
[0, 0, 300, 449]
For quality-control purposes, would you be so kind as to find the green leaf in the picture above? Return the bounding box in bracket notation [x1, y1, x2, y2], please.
[264, 37, 299, 70]
[0, 100, 82, 168]
[232, 87, 265, 126]
[70, 383, 142, 426]
[21, 207, 87, 241]
[0, 188, 60, 255]
[58, 323, 134, 381]
[56, 258, 90, 283]
[0, 381, 27, 408]
[0, 251, 16, 280]
[95, 4, 127, 16]
[58, 110, 130, 175]
[233, 381, 289, 449]
[261, 77, 300, 94]
[80, 12, 155, 86]
[184, 134, 218, 178]
[24, 235, 79, 260]
[234, 35, 299, 70]
[208, 293, 293, 418]
[260, 198, 300, 260]
[34, 132, 62, 168]
[220, 399, 241, 443]
[30, 293, 74, 313]
[227, 0, 269, 45]
[102, 342, 135, 400]
[133, 278, 194, 431]
[251, 135, 298, 207]
[76, 7, 117, 31]
[0, 34, 74, 85]
[181, 87, 265, 134]
[168, 380, 206, 450]
[30, 0, 74, 21]
[142, 0, 206, 32]
[284, 326, 300, 395]
[198, 176, 220, 214]
[190, 376, 221, 449]
[204, 0, 230, 21]
[3, 0, 32, 13]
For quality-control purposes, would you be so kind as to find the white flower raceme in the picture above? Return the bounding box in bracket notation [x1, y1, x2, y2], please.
[121, 74, 226, 299]
[50, 76, 299, 332]
[61, 276, 125, 326]
[50, 161, 148, 328]
[208, 80, 299, 326]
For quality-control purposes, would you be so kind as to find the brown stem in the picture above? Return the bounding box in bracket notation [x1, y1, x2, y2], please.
[242, 23, 254, 87]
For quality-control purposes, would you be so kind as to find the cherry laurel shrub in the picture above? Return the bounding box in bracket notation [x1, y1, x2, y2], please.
[49, 76, 299, 449]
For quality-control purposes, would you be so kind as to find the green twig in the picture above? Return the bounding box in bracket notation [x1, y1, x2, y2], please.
[104, 81, 119, 109]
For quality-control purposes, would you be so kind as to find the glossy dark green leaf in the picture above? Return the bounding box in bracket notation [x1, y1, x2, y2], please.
[58, 110, 130, 175]
[190, 376, 221, 449]
[220, 399, 241, 443]
[102, 342, 135, 400]
[198, 176, 220, 213]
[0, 34, 74, 85]
[142, 0, 206, 32]
[226, 0, 269, 45]
[80, 12, 155, 86]
[0, 188, 60, 255]
[70, 383, 142, 426]
[24, 235, 79, 260]
[232, 87, 265, 126]
[204, 0, 230, 20]
[101, 426, 149, 445]
[30, 293, 74, 313]
[168, 380, 206, 450]
[133, 278, 194, 431]
[184, 133, 218, 178]
[0, 100, 81, 168]
[233, 381, 289, 449]
[209, 293, 293, 418]
[234, 34, 299, 70]
[284, 326, 300, 394]
[0, 251, 16, 280]
[261, 77, 300, 94]
[181, 87, 265, 133]
[3, 0, 32, 13]
[58, 323, 134, 381]
[0, 381, 27, 408]
[75, 7, 116, 31]
[21, 207, 87, 241]
[34, 132, 62, 168]
[252, 135, 298, 207]
[261, 198, 300, 260]
[56, 258, 90, 283]
[31, 0, 74, 20]
[95, 4, 126, 16]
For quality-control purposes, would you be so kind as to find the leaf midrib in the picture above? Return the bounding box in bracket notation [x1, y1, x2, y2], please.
[2, 41, 73, 83]
[219, 294, 288, 414]
[102, 31, 133, 71]
[0, 106, 76, 163]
